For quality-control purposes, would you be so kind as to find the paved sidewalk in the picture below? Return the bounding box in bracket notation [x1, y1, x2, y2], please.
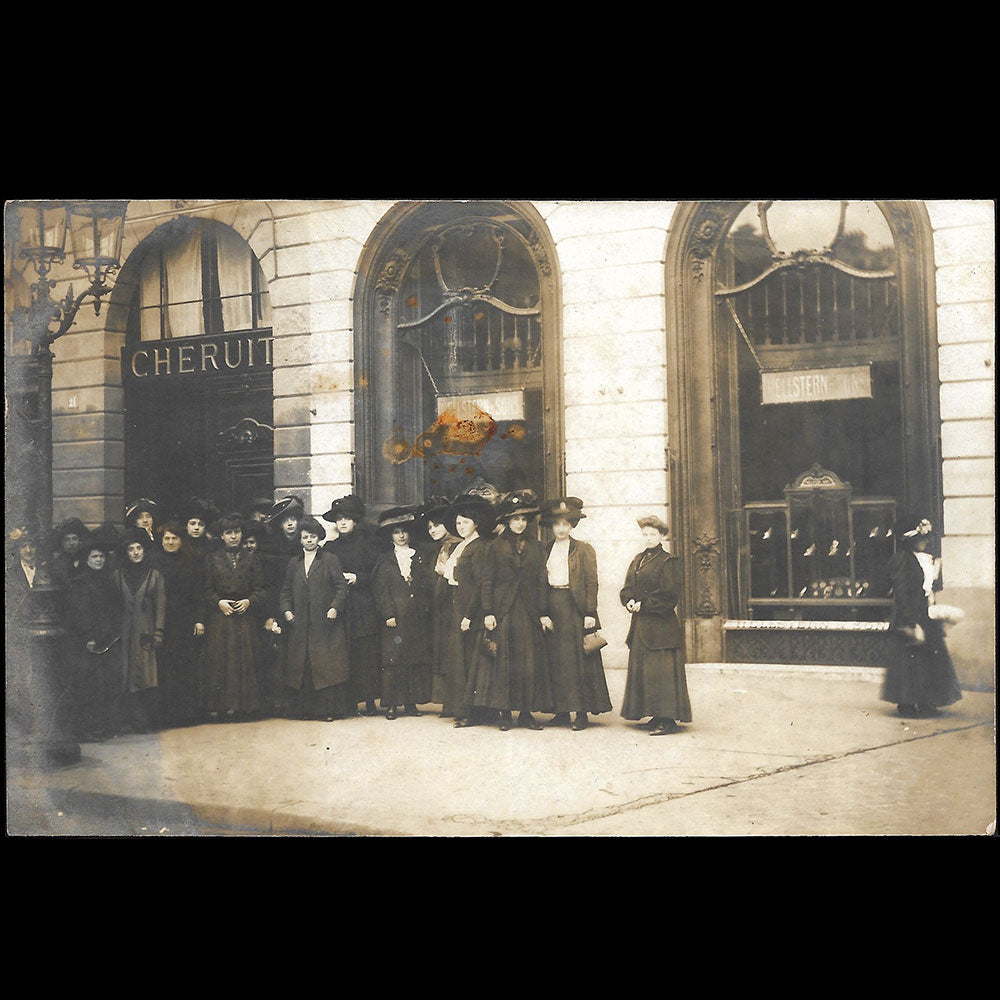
[7, 664, 996, 837]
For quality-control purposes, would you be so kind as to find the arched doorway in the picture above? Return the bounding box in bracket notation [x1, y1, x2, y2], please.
[666, 201, 942, 662]
[354, 201, 563, 514]
[120, 218, 275, 517]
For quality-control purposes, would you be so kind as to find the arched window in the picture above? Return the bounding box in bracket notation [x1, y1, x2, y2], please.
[122, 219, 274, 515]
[356, 202, 562, 513]
[666, 201, 941, 656]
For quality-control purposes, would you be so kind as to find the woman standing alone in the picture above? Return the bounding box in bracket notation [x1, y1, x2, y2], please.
[620, 516, 692, 736]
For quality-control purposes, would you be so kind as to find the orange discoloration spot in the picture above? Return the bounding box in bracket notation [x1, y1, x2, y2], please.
[411, 402, 498, 460]
[382, 435, 412, 464]
[407, 296, 418, 307]
[358, 376, 370, 389]
[507, 422, 527, 441]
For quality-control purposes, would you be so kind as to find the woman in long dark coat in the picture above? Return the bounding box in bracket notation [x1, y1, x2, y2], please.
[112, 529, 167, 732]
[370, 507, 433, 719]
[67, 538, 123, 740]
[539, 497, 613, 731]
[620, 516, 692, 736]
[464, 491, 552, 731]
[200, 514, 267, 719]
[443, 496, 496, 727]
[322, 494, 382, 717]
[277, 515, 350, 720]
[418, 497, 460, 710]
[155, 520, 204, 727]
[880, 514, 962, 718]
[264, 495, 306, 700]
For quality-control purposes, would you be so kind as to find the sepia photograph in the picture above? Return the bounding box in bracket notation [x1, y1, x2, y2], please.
[5, 198, 996, 837]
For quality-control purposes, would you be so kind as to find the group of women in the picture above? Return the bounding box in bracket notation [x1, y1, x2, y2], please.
[12, 490, 959, 744]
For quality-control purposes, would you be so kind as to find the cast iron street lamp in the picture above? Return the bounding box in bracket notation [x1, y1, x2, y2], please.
[5, 199, 128, 767]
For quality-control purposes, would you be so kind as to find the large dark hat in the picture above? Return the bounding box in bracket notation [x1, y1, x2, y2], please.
[53, 517, 89, 540]
[250, 496, 274, 515]
[419, 495, 454, 524]
[88, 523, 123, 553]
[180, 497, 222, 525]
[463, 478, 501, 507]
[298, 515, 326, 539]
[449, 495, 497, 536]
[122, 527, 151, 550]
[124, 497, 159, 523]
[267, 494, 305, 525]
[377, 506, 419, 534]
[497, 489, 541, 521]
[540, 497, 586, 524]
[322, 494, 366, 523]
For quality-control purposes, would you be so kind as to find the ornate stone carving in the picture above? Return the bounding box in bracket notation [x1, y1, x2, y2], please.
[218, 417, 274, 448]
[689, 203, 738, 282]
[376, 248, 412, 314]
[692, 532, 720, 573]
[526, 231, 553, 278]
[696, 585, 717, 618]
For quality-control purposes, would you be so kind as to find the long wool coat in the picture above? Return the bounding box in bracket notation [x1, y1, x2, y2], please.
[370, 546, 432, 668]
[112, 565, 167, 693]
[620, 547, 685, 650]
[278, 547, 349, 691]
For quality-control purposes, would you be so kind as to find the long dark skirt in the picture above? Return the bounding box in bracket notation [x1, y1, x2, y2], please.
[465, 596, 553, 712]
[285, 655, 349, 720]
[544, 588, 613, 714]
[158, 631, 201, 727]
[74, 645, 124, 739]
[201, 616, 261, 716]
[430, 587, 454, 706]
[443, 608, 480, 719]
[880, 621, 963, 709]
[621, 641, 692, 722]
[348, 631, 382, 707]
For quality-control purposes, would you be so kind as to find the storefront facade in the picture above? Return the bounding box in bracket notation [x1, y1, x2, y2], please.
[13, 198, 994, 687]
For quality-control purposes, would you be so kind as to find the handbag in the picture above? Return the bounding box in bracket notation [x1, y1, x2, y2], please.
[481, 630, 498, 659]
[583, 631, 608, 654]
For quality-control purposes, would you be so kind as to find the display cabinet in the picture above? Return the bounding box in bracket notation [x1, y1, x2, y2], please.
[741, 464, 896, 619]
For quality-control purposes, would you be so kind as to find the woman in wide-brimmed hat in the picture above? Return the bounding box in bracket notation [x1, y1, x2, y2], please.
[200, 513, 267, 720]
[68, 533, 123, 740]
[277, 515, 350, 720]
[370, 507, 433, 719]
[465, 490, 552, 731]
[879, 514, 962, 719]
[112, 527, 167, 733]
[620, 515, 691, 736]
[443, 495, 496, 726]
[539, 497, 613, 731]
[179, 497, 221, 566]
[124, 498, 160, 549]
[323, 494, 383, 716]
[417, 496, 460, 709]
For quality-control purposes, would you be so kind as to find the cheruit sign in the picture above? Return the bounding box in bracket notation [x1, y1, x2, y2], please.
[124, 333, 274, 379]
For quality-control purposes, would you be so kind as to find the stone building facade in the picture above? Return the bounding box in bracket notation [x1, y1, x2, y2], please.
[11, 198, 993, 687]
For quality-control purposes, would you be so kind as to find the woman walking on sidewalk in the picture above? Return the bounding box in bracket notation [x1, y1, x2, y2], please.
[880, 514, 962, 719]
[620, 516, 691, 736]
[465, 490, 552, 732]
[539, 497, 612, 731]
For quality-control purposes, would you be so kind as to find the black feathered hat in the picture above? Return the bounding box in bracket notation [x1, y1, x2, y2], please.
[322, 494, 366, 523]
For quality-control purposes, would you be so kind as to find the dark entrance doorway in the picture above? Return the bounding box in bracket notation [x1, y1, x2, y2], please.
[123, 333, 274, 518]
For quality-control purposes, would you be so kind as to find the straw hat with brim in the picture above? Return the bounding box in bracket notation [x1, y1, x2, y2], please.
[448, 496, 497, 536]
[637, 515, 669, 535]
[125, 498, 159, 523]
[377, 507, 419, 535]
[322, 494, 366, 523]
[540, 497, 586, 524]
[268, 495, 305, 525]
[497, 490, 541, 521]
